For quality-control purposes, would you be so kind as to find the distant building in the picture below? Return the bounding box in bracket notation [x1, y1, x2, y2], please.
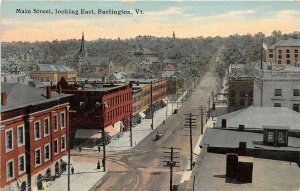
[132, 86, 144, 125]
[109, 71, 127, 82]
[228, 64, 254, 112]
[252, 62, 300, 112]
[1, 83, 72, 191]
[75, 33, 113, 78]
[30, 64, 77, 83]
[266, 38, 300, 66]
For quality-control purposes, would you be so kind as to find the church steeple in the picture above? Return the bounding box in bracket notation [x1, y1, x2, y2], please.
[80, 32, 85, 52]
[173, 31, 175, 39]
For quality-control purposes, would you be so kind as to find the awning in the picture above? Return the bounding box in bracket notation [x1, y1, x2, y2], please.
[114, 121, 121, 133]
[162, 99, 168, 105]
[138, 111, 146, 119]
[75, 129, 102, 139]
[105, 126, 119, 137]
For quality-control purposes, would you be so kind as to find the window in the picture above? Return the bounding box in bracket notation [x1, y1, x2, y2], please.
[286, 49, 290, 53]
[269, 54, 273, 58]
[274, 103, 281, 107]
[54, 115, 58, 131]
[54, 139, 59, 155]
[296, 54, 299, 58]
[5, 129, 13, 152]
[287, 60, 290, 64]
[240, 99, 245, 106]
[293, 104, 299, 112]
[44, 118, 50, 136]
[229, 90, 235, 97]
[287, 54, 290, 59]
[6, 160, 14, 181]
[17, 125, 25, 147]
[278, 132, 285, 144]
[293, 89, 300, 96]
[278, 60, 282, 64]
[35, 148, 41, 167]
[267, 131, 275, 142]
[240, 90, 246, 97]
[274, 89, 282, 96]
[279, 50, 282, 54]
[18, 155, 25, 175]
[34, 121, 41, 140]
[278, 55, 282, 59]
[295, 50, 299, 54]
[44, 144, 51, 162]
[61, 136, 66, 151]
[61, 112, 65, 129]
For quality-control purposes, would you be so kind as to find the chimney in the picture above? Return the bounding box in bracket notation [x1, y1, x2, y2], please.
[58, 85, 62, 94]
[272, 37, 275, 45]
[46, 87, 52, 99]
[1, 92, 7, 106]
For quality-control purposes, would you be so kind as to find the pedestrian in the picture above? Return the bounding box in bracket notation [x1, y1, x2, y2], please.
[71, 166, 74, 175]
[102, 159, 105, 168]
[97, 161, 101, 169]
[79, 146, 82, 153]
[98, 146, 101, 153]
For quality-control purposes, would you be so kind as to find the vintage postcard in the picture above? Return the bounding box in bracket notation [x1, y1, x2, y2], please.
[1, 1, 300, 191]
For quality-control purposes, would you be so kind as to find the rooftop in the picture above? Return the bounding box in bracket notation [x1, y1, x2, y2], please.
[215, 107, 300, 131]
[81, 56, 110, 66]
[35, 64, 76, 73]
[194, 153, 300, 191]
[200, 128, 300, 151]
[1, 83, 72, 112]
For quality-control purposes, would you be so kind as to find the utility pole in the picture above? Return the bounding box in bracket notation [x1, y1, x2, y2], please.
[102, 103, 106, 172]
[67, 106, 71, 191]
[184, 113, 197, 170]
[151, 81, 153, 130]
[198, 106, 206, 135]
[176, 78, 178, 109]
[163, 146, 180, 191]
[130, 117, 133, 147]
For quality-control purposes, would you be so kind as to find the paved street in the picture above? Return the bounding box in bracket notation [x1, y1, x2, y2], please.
[87, 67, 218, 191]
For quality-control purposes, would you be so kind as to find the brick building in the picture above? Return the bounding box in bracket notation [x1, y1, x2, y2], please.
[128, 78, 168, 115]
[56, 79, 132, 146]
[228, 76, 254, 112]
[266, 38, 300, 66]
[0, 83, 72, 191]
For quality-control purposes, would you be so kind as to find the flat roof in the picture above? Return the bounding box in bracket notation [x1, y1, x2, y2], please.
[200, 128, 300, 152]
[194, 153, 300, 191]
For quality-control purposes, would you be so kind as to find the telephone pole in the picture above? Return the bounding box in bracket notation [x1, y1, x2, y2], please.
[198, 106, 206, 135]
[163, 146, 181, 191]
[184, 113, 197, 170]
[151, 81, 154, 130]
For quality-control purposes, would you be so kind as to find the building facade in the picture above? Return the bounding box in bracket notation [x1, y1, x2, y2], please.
[266, 38, 300, 66]
[56, 79, 132, 141]
[228, 76, 254, 112]
[30, 64, 77, 83]
[1, 84, 71, 191]
[253, 63, 300, 112]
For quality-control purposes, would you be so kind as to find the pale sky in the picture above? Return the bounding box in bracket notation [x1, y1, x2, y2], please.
[1, 1, 300, 42]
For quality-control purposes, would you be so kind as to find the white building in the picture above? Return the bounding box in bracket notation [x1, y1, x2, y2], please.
[253, 62, 300, 112]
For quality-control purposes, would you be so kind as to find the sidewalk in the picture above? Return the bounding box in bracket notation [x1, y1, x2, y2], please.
[44, 156, 105, 191]
[96, 93, 186, 151]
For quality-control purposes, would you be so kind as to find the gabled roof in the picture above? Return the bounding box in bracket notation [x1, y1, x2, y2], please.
[36, 64, 76, 73]
[216, 106, 300, 131]
[268, 38, 300, 49]
[81, 56, 110, 66]
[1, 83, 72, 112]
